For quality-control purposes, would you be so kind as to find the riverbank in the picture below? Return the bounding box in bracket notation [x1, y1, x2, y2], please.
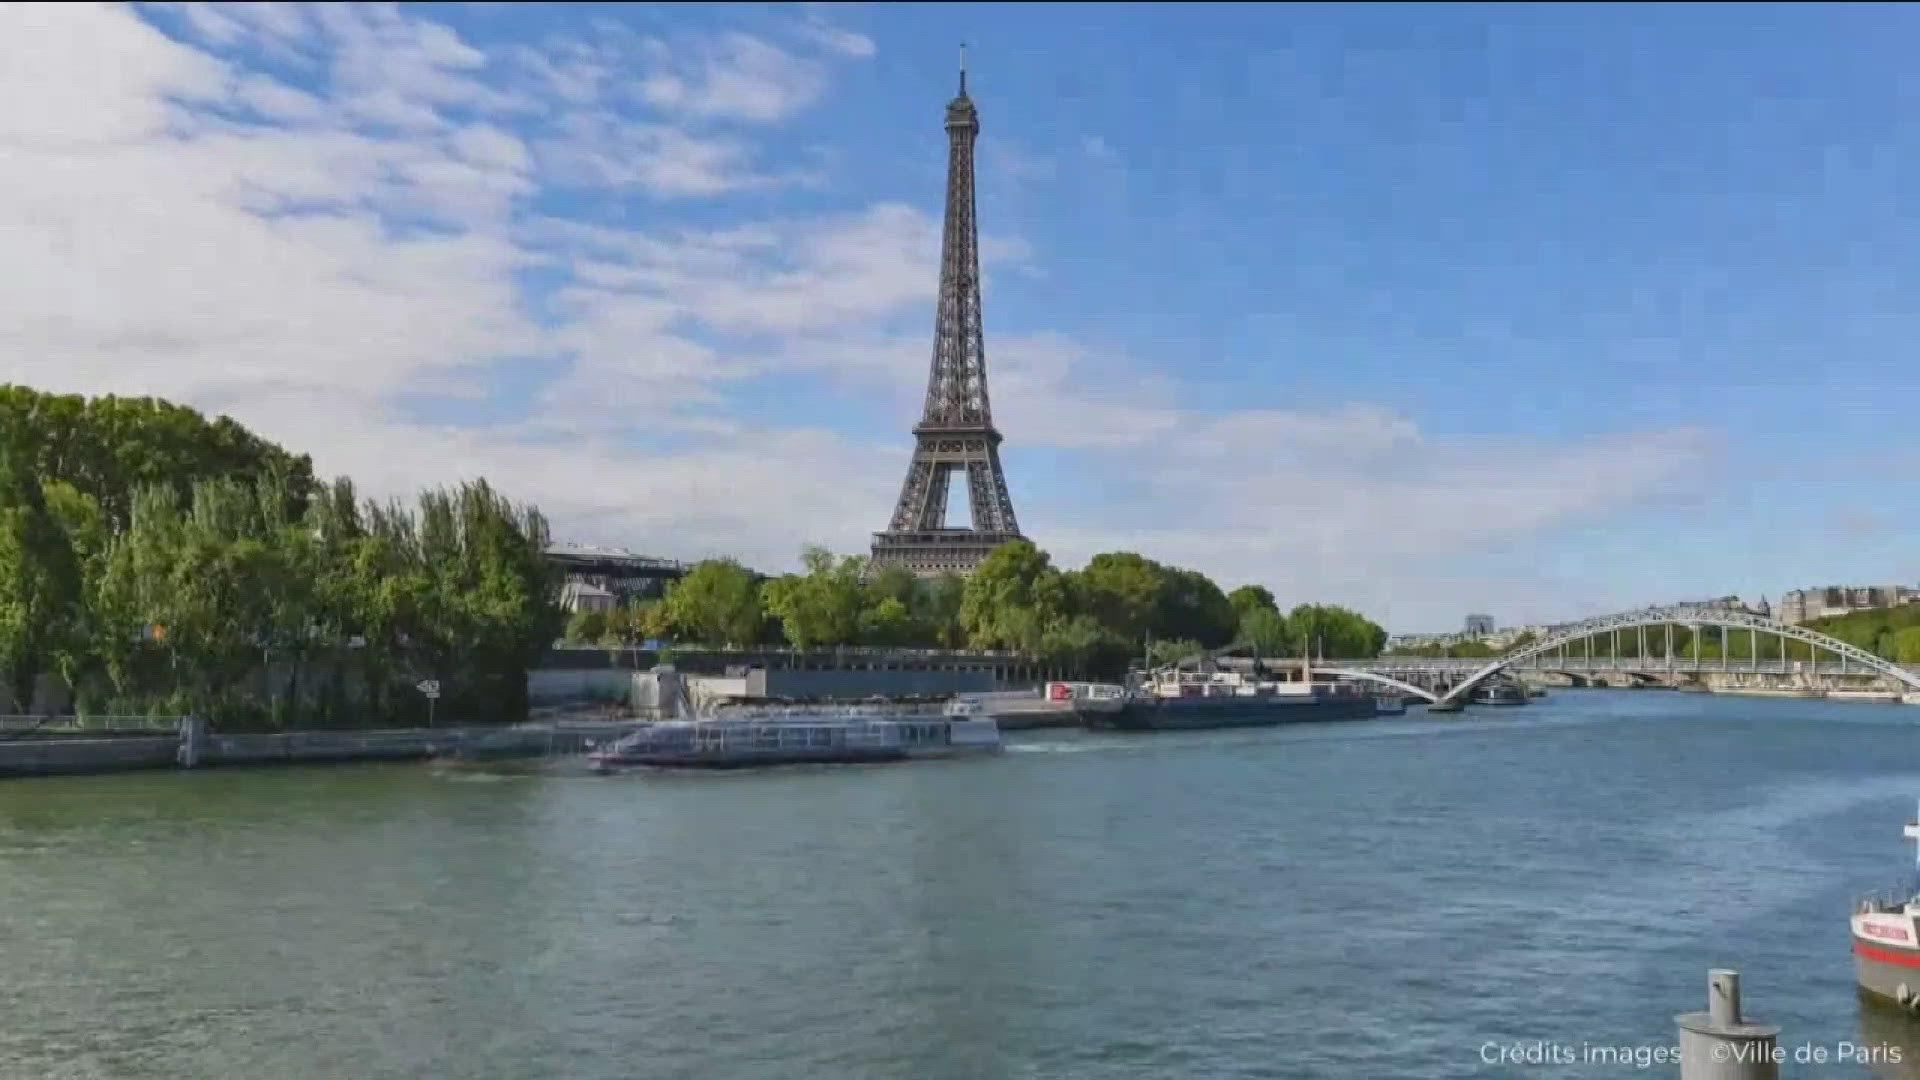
[0, 710, 637, 779]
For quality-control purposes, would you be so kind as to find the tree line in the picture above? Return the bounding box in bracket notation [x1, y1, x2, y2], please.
[0, 386, 561, 727]
[567, 541, 1388, 679]
[1385, 633, 1538, 659]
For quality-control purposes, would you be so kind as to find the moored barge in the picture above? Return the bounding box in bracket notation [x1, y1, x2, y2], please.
[1073, 667, 1377, 731]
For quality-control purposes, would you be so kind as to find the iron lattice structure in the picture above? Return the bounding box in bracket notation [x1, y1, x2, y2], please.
[1318, 605, 1920, 704]
[870, 59, 1025, 577]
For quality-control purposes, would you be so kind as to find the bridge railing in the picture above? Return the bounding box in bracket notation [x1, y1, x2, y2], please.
[1360, 657, 1920, 676]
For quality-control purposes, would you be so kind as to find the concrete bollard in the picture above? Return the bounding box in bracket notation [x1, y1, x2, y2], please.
[176, 715, 207, 769]
[1676, 969, 1779, 1079]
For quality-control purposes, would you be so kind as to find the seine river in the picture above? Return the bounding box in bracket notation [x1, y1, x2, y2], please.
[8, 691, 1920, 1078]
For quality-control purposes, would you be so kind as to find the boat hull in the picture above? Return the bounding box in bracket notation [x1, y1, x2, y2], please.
[589, 743, 997, 771]
[1853, 912, 1920, 1005]
[1083, 693, 1377, 731]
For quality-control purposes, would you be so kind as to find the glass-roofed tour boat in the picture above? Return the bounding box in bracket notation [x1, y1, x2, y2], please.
[586, 699, 1003, 771]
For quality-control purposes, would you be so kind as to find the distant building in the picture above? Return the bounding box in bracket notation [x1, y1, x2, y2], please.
[560, 580, 617, 614]
[1672, 595, 1752, 614]
[1386, 623, 1546, 653]
[1386, 632, 1460, 650]
[545, 544, 689, 614]
[1774, 585, 1920, 626]
[1485, 625, 1547, 649]
[1464, 614, 1495, 635]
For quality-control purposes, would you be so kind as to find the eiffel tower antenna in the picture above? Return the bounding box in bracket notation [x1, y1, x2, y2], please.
[869, 56, 1026, 577]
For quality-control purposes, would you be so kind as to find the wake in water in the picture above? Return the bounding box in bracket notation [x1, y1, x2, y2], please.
[1004, 738, 1154, 755]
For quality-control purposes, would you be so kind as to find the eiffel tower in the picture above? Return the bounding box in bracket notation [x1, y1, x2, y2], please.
[870, 51, 1025, 577]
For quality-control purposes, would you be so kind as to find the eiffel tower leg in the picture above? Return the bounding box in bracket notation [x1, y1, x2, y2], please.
[888, 456, 951, 533]
[967, 445, 1020, 536]
[924, 461, 952, 529]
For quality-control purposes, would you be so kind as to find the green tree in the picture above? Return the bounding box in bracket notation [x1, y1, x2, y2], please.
[864, 564, 920, 607]
[0, 446, 82, 711]
[0, 385, 314, 532]
[0, 385, 565, 729]
[915, 572, 967, 649]
[1227, 584, 1277, 619]
[662, 559, 764, 647]
[567, 609, 610, 644]
[960, 540, 1073, 653]
[1238, 605, 1291, 657]
[1894, 627, 1920, 665]
[602, 600, 657, 651]
[1148, 637, 1205, 667]
[1039, 614, 1133, 675]
[1079, 552, 1166, 643]
[761, 546, 867, 648]
[858, 597, 917, 648]
[1154, 565, 1238, 647]
[39, 480, 108, 704]
[1285, 603, 1387, 659]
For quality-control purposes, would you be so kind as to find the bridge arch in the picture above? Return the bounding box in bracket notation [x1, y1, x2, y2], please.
[1434, 606, 1920, 705]
[1315, 669, 1441, 703]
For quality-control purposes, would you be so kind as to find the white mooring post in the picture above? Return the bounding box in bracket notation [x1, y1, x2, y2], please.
[1675, 969, 1778, 1079]
[176, 715, 206, 768]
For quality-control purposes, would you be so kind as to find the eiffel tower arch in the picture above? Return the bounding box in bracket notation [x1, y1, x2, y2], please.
[870, 53, 1027, 577]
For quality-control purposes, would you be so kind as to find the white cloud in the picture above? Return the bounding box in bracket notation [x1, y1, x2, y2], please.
[1, 2, 226, 144]
[799, 21, 876, 60]
[450, 122, 530, 173]
[533, 113, 790, 197]
[1026, 413, 1715, 624]
[637, 31, 831, 123]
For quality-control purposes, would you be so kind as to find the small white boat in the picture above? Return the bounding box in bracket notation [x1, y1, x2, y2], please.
[1852, 803, 1920, 1008]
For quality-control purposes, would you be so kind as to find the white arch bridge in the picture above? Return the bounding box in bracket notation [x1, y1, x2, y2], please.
[1316, 606, 1920, 707]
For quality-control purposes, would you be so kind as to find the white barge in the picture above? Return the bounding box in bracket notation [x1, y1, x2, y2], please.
[587, 701, 1002, 771]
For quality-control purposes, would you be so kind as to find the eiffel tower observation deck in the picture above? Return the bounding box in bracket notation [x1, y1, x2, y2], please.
[870, 51, 1026, 577]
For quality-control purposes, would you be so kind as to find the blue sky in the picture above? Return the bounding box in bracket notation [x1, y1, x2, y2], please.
[5, 3, 1918, 630]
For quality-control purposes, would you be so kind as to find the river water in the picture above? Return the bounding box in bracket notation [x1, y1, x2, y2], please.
[7, 690, 1920, 1079]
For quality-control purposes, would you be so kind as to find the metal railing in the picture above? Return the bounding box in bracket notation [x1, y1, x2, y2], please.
[0, 714, 185, 732]
[706, 702, 952, 721]
[545, 644, 1025, 660]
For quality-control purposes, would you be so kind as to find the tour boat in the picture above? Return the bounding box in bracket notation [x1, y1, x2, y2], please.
[586, 700, 1002, 771]
[1853, 804, 1920, 1008]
